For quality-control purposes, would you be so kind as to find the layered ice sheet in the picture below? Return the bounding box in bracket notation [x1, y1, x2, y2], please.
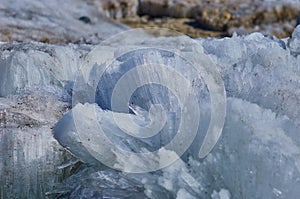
[0, 94, 73, 199]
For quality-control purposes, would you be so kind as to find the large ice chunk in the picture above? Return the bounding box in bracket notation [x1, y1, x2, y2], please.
[1, 23, 300, 199]
[0, 43, 84, 97]
[200, 32, 300, 124]
[53, 98, 300, 199]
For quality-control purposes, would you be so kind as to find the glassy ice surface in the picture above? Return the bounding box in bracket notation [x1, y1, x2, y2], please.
[1, 24, 300, 198]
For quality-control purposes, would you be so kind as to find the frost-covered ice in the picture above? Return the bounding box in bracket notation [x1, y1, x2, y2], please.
[1, 21, 300, 199]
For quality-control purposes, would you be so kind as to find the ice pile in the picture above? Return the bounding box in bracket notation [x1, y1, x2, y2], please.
[1, 25, 300, 198]
[53, 98, 300, 199]
[199, 29, 300, 125]
[52, 27, 300, 198]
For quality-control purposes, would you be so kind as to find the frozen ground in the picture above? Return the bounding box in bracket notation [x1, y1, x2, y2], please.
[0, 0, 128, 43]
[91, 0, 300, 38]
[0, 1, 300, 198]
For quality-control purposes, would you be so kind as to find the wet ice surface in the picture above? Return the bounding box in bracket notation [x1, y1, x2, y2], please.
[1, 22, 300, 199]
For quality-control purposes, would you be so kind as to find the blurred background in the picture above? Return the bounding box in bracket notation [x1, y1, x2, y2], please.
[1, 0, 299, 44]
[103, 0, 300, 38]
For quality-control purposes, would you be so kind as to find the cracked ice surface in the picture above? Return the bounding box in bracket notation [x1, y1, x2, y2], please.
[1, 24, 300, 198]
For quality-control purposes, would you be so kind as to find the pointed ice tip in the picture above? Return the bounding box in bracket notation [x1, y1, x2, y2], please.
[128, 103, 148, 117]
[128, 103, 135, 113]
